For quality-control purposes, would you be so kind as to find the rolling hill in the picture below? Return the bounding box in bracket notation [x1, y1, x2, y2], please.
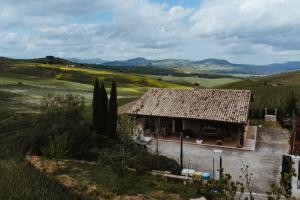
[101, 57, 300, 76]
[0, 56, 188, 112]
[1, 56, 299, 116]
[66, 57, 107, 64]
[219, 70, 300, 118]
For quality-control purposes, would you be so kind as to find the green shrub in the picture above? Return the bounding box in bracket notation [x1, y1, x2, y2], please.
[97, 145, 181, 175]
[42, 133, 71, 159]
[128, 148, 181, 174]
[156, 155, 181, 174]
[30, 94, 98, 160]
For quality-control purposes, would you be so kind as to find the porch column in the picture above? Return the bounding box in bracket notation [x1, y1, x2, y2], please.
[155, 117, 161, 133]
[182, 119, 185, 130]
[213, 149, 222, 180]
[172, 119, 175, 133]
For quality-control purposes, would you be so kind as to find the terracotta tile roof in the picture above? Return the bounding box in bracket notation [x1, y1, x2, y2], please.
[126, 88, 251, 124]
[118, 100, 137, 115]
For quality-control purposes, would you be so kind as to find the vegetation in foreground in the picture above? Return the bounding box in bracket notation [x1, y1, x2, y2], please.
[0, 84, 198, 199]
[0, 56, 299, 199]
[1, 77, 297, 200]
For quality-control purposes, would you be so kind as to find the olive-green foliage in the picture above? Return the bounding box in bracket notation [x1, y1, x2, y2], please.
[42, 133, 71, 159]
[193, 169, 241, 200]
[0, 107, 92, 200]
[98, 144, 181, 175]
[100, 83, 108, 135]
[108, 80, 118, 139]
[92, 78, 102, 134]
[31, 94, 97, 159]
[0, 160, 84, 200]
[117, 116, 137, 144]
[266, 169, 296, 200]
[221, 79, 300, 119]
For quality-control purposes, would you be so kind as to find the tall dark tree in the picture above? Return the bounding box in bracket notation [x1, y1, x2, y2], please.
[108, 80, 118, 139]
[92, 78, 101, 134]
[100, 83, 108, 135]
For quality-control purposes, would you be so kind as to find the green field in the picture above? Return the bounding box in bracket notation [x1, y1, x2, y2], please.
[0, 60, 188, 112]
[146, 75, 241, 88]
[1, 57, 300, 117]
[0, 72, 141, 111]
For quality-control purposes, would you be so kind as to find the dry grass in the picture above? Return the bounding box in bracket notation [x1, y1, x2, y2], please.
[25, 155, 195, 200]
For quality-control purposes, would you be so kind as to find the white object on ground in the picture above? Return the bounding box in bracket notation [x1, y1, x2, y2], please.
[181, 168, 196, 177]
[196, 139, 203, 144]
[144, 136, 152, 142]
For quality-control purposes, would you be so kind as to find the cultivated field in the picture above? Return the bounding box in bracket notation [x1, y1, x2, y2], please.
[146, 75, 241, 88]
[0, 60, 188, 112]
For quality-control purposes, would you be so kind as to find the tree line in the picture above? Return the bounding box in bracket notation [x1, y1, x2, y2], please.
[93, 78, 118, 139]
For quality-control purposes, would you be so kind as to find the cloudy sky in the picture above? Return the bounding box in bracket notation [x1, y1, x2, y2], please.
[1, 0, 300, 64]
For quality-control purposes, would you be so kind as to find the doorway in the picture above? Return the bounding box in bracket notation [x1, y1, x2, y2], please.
[175, 118, 183, 132]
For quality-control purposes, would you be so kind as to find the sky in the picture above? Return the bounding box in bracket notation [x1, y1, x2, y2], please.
[1, 0, 300, 64]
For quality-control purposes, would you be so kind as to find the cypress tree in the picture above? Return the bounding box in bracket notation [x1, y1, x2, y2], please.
[100, 83, 108, 135]
[92, 78, 101, 134]
[108, 80, 118, 139]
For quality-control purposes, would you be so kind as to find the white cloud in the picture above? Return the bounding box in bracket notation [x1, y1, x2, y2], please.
[188, 0, 300, 49]
[1, 0, 300, 64]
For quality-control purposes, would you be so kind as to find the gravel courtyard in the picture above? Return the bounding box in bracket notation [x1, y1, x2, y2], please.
[147, 127, 290, 194]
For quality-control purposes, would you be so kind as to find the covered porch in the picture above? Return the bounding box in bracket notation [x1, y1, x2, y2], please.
[134, 116, 256, 150]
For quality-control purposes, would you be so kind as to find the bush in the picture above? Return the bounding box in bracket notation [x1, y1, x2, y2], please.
[42, 133, 71, 159]
[97, 145, 181, 175]
[156, 155, 181, 174]
[128, 148, 181, 174]
[30, 94, 98, 160]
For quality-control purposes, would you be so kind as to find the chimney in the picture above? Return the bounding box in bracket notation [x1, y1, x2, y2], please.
[193, 81, 201, 90]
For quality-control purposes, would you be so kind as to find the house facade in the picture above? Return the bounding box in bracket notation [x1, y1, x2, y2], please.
[122, 88, 252, 147]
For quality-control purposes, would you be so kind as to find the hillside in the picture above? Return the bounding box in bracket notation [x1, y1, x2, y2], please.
[101, 57, 300, 76]
[0, 57, 189, 112]
[220, 70, 300, 118]
[1, 56, 300, 117]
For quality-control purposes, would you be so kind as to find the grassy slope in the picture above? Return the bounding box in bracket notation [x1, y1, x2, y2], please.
[0, 108, 197, 200]
[0, 61, 188, 111]
[27, 157, 197, 200]
[220, 70, 300, 116]
[0, 109, 86, 200]
[146, 75, 241, 88]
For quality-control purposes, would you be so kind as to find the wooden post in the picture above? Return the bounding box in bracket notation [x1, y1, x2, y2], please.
[212, 157, 215, 179]
[180, 131, 183, 169]
[265, 108, 268, 116]
[292, 109, 296, 155]
[172, 119, 175, 133]
[220, 156, 222, 179]
[156, 118, 159, 156]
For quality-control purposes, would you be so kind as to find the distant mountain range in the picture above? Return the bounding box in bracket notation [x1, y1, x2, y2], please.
[4, 55, 300, 76]
[67, 57, 107, 64]
[99, 57, 300, 75]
